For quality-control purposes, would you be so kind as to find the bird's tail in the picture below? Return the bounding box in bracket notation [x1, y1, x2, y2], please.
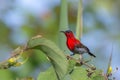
[88, 52, 96, 57]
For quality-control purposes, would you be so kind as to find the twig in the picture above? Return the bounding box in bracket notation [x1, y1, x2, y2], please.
[66, 55, 96, 70]
[0, 46, 27, 69]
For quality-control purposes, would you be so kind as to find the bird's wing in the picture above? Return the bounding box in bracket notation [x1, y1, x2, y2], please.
[74, 47, 87, 53]
[74, 41, 96, 57]
[81, 44, 90, 52]
[74, 40, 89, 53]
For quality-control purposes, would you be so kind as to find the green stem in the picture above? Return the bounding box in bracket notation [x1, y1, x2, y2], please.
[106, 45, 113, 76]
[59, 0, 69, 50]
[76, 0, 83, 40]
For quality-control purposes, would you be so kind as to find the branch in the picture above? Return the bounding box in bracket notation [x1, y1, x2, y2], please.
[66, 55, 96, 70]
[0, 46, 26, 69]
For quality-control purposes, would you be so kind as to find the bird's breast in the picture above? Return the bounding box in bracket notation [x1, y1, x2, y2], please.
[66, 39, 75, 51]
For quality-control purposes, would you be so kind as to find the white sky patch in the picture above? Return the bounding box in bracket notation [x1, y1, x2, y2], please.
[15, 0, 60, 15]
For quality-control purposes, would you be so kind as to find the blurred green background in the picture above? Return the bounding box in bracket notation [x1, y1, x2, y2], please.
[0, 0, 120, 79]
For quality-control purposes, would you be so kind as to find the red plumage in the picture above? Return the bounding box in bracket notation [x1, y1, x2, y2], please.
[61, 30, 96, 57]
[67, 37, 80, 51]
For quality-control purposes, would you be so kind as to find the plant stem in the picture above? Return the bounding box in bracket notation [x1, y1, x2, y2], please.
[59, 0, 69, 50]
[76, 0, 83, 40]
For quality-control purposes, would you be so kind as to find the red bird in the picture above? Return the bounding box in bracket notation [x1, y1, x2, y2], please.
[61, 30, 96, 57]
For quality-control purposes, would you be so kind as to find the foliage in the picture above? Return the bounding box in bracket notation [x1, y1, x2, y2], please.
[0, 0, 119, 80]
[0, 36, 106, 80]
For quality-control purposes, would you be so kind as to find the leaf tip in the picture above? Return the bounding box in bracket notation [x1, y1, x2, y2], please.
[31, 35, 42, 40]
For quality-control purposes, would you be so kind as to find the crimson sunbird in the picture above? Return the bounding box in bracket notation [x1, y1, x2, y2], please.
[61, 30, 96, 58]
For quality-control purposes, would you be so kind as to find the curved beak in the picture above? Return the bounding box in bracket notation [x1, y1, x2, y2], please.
[60, 31, 65, 33]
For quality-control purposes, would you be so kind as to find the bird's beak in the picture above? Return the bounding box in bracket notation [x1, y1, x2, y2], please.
[60, 31, 65, 33]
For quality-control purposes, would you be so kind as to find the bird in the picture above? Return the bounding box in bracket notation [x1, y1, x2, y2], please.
[61, 30, 96, 58]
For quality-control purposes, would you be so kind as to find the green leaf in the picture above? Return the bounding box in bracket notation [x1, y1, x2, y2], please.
[59, 0, 69, 50]
[27, 36, 68, 80]
[92, 76, 105, 80]
[0, 70, 15, 80]
[70, 67, 91, 80]
[91, 70, 105, 80]
[67, 59, 76, 74]
[70, 67, 105, 80]
[63, 74, 72, 80]
[37, 66, 57, 80]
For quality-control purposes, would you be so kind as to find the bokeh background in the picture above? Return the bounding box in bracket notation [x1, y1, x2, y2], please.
[0, 0, 120, 79]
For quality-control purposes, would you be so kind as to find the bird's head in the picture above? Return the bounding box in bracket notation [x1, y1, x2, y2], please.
[60, 30, 74, 38]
